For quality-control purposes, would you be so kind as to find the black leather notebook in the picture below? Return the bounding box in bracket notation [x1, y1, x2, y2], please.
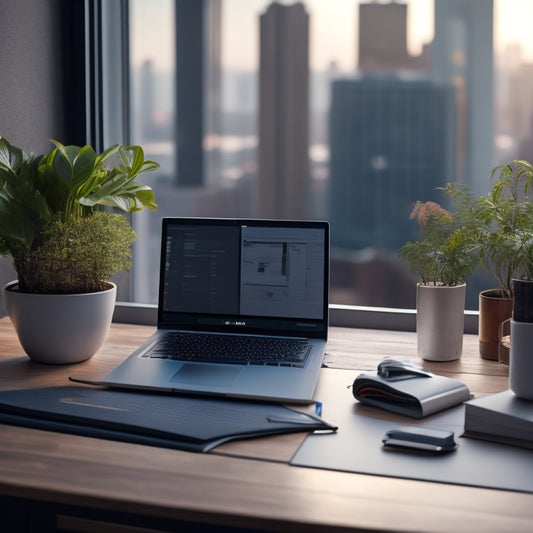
[0, 386, 336, 452]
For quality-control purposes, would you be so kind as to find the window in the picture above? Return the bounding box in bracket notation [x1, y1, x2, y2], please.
[109, 0, 532, 318]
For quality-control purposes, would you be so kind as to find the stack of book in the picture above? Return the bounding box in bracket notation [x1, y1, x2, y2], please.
[463, 390, 533, 450]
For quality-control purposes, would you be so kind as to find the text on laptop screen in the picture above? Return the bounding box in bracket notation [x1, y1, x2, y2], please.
[160, 220, 327, 330]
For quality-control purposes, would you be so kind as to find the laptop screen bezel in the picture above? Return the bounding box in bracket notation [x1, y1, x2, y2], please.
[156, 217, 329, 339]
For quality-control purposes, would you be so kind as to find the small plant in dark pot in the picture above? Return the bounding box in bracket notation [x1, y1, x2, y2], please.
[0, 136, 158, 363]
[471, 160, 533, 360]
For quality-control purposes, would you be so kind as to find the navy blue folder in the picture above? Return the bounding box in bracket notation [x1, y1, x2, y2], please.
[0, 386, 336, 452]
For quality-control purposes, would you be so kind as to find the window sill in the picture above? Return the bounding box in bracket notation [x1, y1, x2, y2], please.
[113, 302, 479, 334]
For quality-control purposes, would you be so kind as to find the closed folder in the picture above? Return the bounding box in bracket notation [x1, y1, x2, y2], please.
[0, 386, 337, 452]
[353, 371, 471, 418]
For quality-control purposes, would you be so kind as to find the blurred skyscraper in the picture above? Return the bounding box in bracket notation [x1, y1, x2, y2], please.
[329, 76, 456, 250]
[175, 0, 222, 186]
[358, 1, 429, 71]
[329, 1, 455, 250]
[258, 2, 310, 219]
[431, 0, 493, 195]
[204, 0, 223, 186]
[139, 60, 155, 141]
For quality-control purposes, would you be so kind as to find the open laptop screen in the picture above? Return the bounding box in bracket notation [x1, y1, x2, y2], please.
[157, 218, 329, 337]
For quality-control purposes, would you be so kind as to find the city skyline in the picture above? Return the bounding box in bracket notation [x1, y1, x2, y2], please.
[132, 0, 533, 73]
[129, 0, 533, 308]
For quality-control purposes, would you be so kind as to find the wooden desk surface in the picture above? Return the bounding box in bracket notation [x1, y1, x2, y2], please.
[0, 317, 530, 532]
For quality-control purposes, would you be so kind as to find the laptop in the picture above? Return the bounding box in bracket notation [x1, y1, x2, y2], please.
[100, 217, 329, 403]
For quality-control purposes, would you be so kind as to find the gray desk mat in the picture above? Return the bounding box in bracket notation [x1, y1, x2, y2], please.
[291, 381, 533, 493]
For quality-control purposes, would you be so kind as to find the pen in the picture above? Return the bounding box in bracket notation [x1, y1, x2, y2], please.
[267, 415, 317, 425]
[383, 438, 443, 452]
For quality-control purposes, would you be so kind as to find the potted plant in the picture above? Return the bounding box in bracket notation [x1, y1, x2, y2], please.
[399, 193, 478, 361]
[471, 160, 533, 360]
[0, 136, 158, 364]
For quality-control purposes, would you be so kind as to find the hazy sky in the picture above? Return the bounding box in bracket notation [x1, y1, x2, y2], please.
[222, 0, 434, 71]
[131, 0, 533, 72]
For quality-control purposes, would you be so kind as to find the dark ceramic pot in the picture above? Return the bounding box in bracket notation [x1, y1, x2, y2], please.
[478, 289, 513, 360]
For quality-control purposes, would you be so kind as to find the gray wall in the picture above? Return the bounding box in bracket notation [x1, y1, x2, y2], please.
[0, 0, 66, 152]
[0, 0, 67, 315]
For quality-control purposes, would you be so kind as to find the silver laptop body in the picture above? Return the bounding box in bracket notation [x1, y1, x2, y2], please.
[101, 217, 329, 403]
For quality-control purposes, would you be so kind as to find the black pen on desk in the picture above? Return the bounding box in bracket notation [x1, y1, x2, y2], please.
[384, 438, 443, 453]
[267, 416, 318, 425]
[267, 406, 325, 425]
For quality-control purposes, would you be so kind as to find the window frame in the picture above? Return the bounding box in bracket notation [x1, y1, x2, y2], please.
[99, 1, 480, 335]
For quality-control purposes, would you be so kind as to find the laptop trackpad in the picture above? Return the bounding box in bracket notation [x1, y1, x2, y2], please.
[169, 363, 243, 387]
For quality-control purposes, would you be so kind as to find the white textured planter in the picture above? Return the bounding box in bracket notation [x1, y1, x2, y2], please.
[416, 283, 466, 361]
[3, 281, 116, 364]
[509, 320, 533, 400]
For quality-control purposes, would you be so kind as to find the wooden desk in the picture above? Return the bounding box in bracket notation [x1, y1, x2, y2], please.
[0, 317, 530, 532]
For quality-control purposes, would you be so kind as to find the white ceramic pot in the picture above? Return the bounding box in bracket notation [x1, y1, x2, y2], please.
[509, 320, 533, 400]
[3, 281, 116, 364]
[416, 283, 466, 361]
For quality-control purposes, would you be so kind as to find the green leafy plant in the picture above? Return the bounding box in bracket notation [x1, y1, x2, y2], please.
[0, 136, 158, 293]
[399, 194, 478, 286]
[471, 159, 533, 297]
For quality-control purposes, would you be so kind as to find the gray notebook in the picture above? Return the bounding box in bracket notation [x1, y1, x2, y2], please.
[0, 386, 337, 453]
[464, 389, 533, 449]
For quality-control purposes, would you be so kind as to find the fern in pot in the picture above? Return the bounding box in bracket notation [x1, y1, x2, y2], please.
[472, 160, 533, 393]
[400, 192, 478, 361]
[471, 160, 533, 360]
[0, 136, 158, 364]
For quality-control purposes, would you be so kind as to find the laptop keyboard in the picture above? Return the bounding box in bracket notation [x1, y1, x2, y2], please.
[145, 332, 311, 367]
